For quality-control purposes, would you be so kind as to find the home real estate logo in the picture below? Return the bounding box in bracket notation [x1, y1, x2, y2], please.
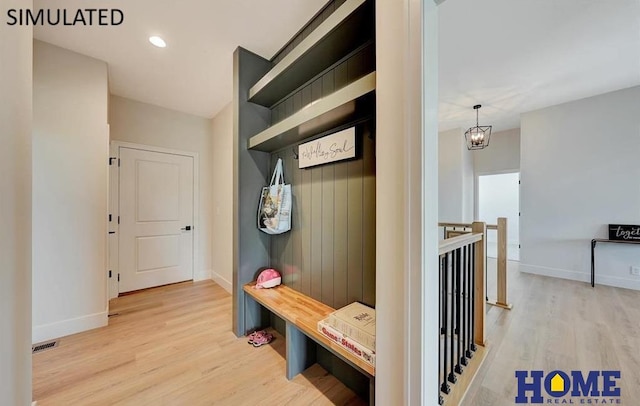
[515, 370, 621, 404]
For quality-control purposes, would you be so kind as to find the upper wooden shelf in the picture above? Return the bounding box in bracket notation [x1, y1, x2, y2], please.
[247, 72, 375, 152]
[248, 0, 372, 107]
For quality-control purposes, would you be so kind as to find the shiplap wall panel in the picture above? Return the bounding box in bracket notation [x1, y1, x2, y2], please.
[361, 125, 376, 307]
[310, 166, 323, 302]
[333, 160, 349, 309]
[300, 165, 313, 296]
[321, 164, 335, 305]
[269, 127, 375, 309]
[347, 145, 364, 304]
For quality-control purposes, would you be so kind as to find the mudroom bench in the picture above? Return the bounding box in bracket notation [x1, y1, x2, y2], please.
[243, 282, 375, 403]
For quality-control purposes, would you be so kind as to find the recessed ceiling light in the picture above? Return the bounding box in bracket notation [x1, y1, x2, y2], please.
[149, 36, 166, 48]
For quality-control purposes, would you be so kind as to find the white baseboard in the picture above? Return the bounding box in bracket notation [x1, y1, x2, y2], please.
[595, 274, 640, 290]
[519, 263, 590, 283]
[32, 310, 108, 344]
[519, 263, 640, 290]
[212, 270, 232, 294]
[194, 268, 212, 282]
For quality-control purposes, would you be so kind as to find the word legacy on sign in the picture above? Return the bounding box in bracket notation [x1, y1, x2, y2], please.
[6, 8, 124, 26]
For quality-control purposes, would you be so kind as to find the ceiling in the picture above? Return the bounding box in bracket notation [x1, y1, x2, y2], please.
[34, 0, 640, 129]
[34, 0, 327, 118]
[439, 0, 640, 132]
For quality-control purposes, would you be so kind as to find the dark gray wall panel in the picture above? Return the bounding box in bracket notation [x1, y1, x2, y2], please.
[268, 126, 375, 310]
[361, 125, 376, 307]
[333, 161, 349, 309]
[232, 47, 272, 336]
[321, 164, 335, 305]
[310, 166, 323, 302]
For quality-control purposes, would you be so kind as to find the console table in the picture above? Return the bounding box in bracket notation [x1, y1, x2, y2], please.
[591, 239, 640, 287]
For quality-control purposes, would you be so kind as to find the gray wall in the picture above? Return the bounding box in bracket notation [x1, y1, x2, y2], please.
[520, 86, 640, 289]
[270, 124, 376, 309]
[473, 128, 521, 175]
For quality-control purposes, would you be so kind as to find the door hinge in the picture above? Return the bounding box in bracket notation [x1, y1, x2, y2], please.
[117, 216, 120, 224]
[117, 273, 120, 282]
[118, 158, 121, 167]
[109, 157, 117, 166]
[109, 214, 112, 222]
[109, 270, 112, 278]
[519, 244, 521, 249]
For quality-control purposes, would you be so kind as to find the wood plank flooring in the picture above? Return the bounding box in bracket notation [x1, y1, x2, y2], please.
[463, 259, 640, 405]
[32, 281, 365, 406]
[33, 263, 640, 405]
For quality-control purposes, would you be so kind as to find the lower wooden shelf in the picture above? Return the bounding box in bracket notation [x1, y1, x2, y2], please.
[243, 282, 375, 377]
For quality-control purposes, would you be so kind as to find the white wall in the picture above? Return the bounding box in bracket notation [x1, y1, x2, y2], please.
[438, 128, 473, 222]
[520, 86, 640, 289]
[473, 128, 520, 175]
[211, 103, 233, 292]
[33, 41, 109, 343]
[0, 6, 32, 403]
[109, 95, 213, 282]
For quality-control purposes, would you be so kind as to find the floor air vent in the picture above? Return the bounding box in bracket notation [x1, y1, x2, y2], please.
[32, 340, 59, 354]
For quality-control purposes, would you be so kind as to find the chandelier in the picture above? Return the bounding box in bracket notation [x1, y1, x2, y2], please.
[465, 104, 492, 150]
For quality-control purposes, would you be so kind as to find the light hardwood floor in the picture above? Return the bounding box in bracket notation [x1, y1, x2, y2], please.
[32, 281, 366, 405]
[33, 265, 640, 405]
[463, 259, 640, 405]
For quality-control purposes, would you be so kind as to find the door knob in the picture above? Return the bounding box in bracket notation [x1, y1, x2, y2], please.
[181, 226, 192, 231]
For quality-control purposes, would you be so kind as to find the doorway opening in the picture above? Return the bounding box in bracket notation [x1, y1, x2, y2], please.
[477, 172, 520, 261]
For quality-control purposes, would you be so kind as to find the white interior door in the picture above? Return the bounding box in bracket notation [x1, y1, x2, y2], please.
[119, 147, 194, 293]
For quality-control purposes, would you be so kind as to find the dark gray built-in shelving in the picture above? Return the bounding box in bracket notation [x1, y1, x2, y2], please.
[248, 0, 373, 107]
[233, 0, 376, 402]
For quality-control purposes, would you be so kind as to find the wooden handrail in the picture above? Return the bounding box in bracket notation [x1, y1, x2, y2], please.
[439, 222, 498, 230]
[438, 233, 483, 256]
[438, 222, 472, 228]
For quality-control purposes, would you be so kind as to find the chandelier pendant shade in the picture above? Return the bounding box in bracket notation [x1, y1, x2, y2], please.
[465, 104, 492, 150]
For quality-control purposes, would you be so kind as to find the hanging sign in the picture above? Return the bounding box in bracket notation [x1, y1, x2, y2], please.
[608, 224, 640, 241]
[298, 127, 356, 169]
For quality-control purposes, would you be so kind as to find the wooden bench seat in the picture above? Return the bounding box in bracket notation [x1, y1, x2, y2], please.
[243, 282, 375, 400]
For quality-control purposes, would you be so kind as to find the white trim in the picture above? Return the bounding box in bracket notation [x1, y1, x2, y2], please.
[212, 271, 233, 294]
[194, 269, 212, 282]
[109, 141, 200, 292]
[520, 263, 640, 290]
[32, 310, 108, 344]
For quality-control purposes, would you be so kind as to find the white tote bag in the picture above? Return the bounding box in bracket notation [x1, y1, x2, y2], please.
[257, 158, 292, 235]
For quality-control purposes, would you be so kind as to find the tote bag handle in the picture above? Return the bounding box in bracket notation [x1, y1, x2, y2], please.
[269, 158, 285, 186]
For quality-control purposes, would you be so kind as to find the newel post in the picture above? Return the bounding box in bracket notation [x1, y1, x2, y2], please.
[471, 221, 486, 346]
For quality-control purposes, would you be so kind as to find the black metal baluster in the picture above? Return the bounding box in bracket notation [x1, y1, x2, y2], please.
[466, 243, 474, 359]
[440, 252, 451, 394]
[448, 250, 457, 385]
[470, 243, 477, 353]
[439, 254, 445, 405]
[460, 245, 469, 367]
[454, 247, 464, 375]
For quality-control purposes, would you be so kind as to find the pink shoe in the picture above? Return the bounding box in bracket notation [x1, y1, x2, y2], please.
[252, 332, 273, 347]
[247, 329, 267, 344]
